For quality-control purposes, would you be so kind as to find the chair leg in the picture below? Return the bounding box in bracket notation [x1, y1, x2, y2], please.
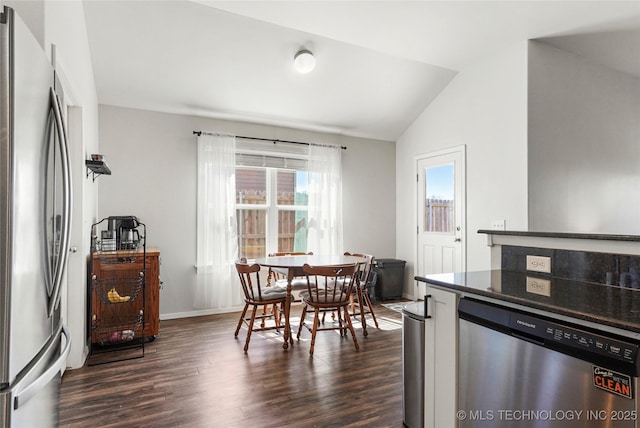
[349, 294, 356, 315]
[343, 307, 352, 337]
[343, 306, 360, 351]
[274, 303, 281, 329]
[297, 304, 307, 340]
[355, 287, 368, 337]
[234, 304, 249, 337]
[309, 308, 320, 356]
[244, 306, 258, 353]
[336, 306, 345, 337]
[363, 292, 379, 328]
[261, 304, 268, 328]
[278, 301, 293, 346]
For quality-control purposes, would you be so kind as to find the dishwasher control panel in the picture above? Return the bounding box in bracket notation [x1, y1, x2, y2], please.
[458, 298, 640, 368]
[510, 312, 639, 364]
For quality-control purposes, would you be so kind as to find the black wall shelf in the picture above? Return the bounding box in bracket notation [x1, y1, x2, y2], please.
[86, 160, 111, 182]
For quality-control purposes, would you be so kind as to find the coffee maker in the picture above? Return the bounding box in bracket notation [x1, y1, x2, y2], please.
[107, 215, 141, 250]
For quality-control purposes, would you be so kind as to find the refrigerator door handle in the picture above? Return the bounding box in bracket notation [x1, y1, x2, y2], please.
[0, 6, 13, 389]
[47, 87, 72, 317]
[12, 324, 70, 410]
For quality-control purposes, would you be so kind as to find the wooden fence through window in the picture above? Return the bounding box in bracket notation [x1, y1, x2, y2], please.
[425, 198, 454, 233]
[236, 191, 299, 259]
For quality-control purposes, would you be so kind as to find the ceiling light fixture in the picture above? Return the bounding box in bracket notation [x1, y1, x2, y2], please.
[294, 49, 316, 74]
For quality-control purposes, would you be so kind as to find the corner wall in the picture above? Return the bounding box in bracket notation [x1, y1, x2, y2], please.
[528, 41, 640, 234]
[396, 42, 529, 298]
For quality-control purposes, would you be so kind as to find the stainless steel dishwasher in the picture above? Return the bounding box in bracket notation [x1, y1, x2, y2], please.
[402, 302, 425, 428]
[458, 298, 639, 427]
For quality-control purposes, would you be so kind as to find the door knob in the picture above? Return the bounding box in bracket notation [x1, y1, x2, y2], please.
[454, 237, 461, 242]
[69, 246, 78, 253]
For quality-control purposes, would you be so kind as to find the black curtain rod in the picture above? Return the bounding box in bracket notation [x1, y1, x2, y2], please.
[193, 130, 347, 150]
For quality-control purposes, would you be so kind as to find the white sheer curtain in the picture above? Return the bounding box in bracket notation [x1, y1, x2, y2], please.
[195, 134, 242, 310]
[306, 144, 344, 255]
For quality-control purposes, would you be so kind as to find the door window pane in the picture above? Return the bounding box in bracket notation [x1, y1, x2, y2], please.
[237, 209, 266, 259]
[236, 168, 266, 204]
[424, 164, 454, 233]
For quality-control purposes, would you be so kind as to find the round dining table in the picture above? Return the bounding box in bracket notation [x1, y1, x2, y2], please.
[253, 254, 366, 349]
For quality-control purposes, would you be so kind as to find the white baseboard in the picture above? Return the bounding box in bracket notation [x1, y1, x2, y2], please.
[160, 305, 245, 320]
[402, 292, 416, 301]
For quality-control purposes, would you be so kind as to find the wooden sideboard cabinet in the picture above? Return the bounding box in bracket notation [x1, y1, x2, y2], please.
[90, 248, 160, 345]
[143, 249, 160, 338]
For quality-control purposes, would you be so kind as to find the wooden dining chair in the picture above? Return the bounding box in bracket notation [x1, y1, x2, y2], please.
[344, 252, 379, 336]
[296, 263, 360, 356]
[266, 252, 313, 310]
[234, 259, 288, 352]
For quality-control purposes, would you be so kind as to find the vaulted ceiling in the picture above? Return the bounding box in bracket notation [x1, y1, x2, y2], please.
[82, 1, 640, 141]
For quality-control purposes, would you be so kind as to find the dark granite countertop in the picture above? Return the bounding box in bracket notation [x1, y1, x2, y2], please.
[477, 229, 640, 242]
[416, 270, 640, 335]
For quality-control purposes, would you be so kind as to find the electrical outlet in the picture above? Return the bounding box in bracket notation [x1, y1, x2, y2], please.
[526, 276, 551, 296]
[526, 255, 551, 273]
[491, 220, 506, 230]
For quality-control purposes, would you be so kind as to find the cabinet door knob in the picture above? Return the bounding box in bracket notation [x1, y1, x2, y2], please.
[454, 237, 461, 242]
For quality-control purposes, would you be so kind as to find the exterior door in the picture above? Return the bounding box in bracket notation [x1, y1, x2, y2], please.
[416, 146, 465, 298]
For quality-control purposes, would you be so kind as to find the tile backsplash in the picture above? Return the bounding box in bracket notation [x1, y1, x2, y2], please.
[501, 245, 640, 288]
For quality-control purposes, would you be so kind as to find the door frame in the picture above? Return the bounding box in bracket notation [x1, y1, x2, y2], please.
[65, 105, 88, 369]
[414, 145, 466, 299]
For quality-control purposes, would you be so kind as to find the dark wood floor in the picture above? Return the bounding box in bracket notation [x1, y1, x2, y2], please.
[59, 302, 407, 428]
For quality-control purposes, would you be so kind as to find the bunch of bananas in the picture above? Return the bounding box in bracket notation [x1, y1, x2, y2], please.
[107, 287, 130, 303]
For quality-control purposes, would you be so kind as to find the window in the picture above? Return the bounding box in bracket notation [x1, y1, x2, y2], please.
[236, 167, 309, 259]
[195, 132, 343, 310]
[424, 163, 454, 233]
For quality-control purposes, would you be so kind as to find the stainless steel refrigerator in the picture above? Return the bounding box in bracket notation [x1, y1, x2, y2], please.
[0, 6, 71, 427]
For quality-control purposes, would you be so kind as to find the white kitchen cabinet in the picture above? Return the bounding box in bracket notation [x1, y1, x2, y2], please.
[424, 285, 458, 428]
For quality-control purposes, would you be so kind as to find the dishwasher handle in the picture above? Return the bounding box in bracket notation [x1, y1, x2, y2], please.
[458, 298, 510, 328]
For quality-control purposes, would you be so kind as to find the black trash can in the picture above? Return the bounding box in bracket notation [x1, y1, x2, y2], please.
[373, 258, 406, 300]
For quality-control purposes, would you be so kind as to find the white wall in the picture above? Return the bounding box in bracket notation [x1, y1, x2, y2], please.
[3, 0, 44, 46]
[396, 42, 529, 298]
[2, 1, 100, 368]
[528, 41, 640, 234]
[97, 105, 396, 318]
